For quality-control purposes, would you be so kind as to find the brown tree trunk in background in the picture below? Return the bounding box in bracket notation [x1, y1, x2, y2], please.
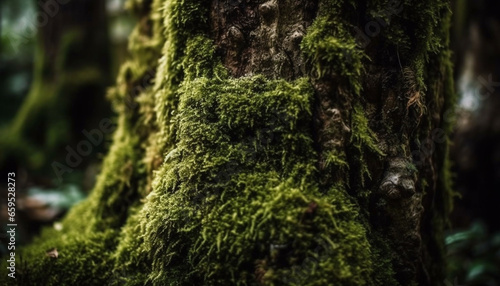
[0, 0, 111, 177]
[450, 0, 500, 232]
[0, 0, 112, 251]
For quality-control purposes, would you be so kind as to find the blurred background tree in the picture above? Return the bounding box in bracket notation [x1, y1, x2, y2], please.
[0, 0, 133, 245]
[1, 0, 112, 173]
[446, 0, 500, 285]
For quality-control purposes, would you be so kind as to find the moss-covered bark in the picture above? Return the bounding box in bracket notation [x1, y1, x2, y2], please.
[1, 0, 455, 285]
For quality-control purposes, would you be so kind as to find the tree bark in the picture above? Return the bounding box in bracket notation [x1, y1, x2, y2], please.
[4, 0, 455, 285]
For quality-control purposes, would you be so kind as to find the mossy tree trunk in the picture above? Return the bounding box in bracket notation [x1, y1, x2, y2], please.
[4, 0, 454, 285]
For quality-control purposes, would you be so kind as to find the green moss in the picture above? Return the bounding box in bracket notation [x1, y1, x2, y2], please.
[437, 10, 458, 220]
[351, 104, 385, 157]
[113, 75, 373, 285]
[350, 104, 385, 186]
[1, 227, 117, 286]
[302, 1, 365, 94]
[182, 36, 228, 81]
[5, 0, 166, 283]
[85, 114, 140, 230]
[324, 150, 349, 170]
[153, 0, 209, 152]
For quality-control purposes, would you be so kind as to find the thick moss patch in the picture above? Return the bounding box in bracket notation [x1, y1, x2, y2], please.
[2, 227, 117, 285]
[113, 75, 373, 285]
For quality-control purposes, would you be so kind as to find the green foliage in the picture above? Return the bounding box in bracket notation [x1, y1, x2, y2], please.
[446, 222, 500, 285]
[0, 38, 105, 170]
[26, 184, 86, 209]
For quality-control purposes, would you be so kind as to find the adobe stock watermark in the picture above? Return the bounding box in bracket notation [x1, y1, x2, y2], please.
[412, 74, 500, 167]
[6, 0, 72, 53]
[353, 0, 404, 49]
[342, 0, 403, 60]
[461, 74, 500, 111]
[123, 68, 155, 111]
[49, 67, 153, 183]
[51, 118, 116, 183]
